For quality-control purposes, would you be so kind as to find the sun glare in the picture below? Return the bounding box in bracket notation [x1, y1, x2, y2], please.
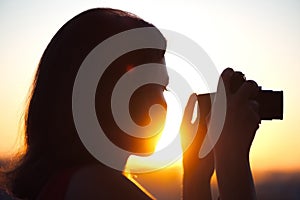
[126, 90, 184, 172]
[155, 91, 182, 151]
[125, 52, 209, 173]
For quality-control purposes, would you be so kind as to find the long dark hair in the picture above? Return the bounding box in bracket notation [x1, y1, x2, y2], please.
[1, 8, 166, 199]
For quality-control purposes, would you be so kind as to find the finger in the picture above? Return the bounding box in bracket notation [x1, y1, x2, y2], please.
[219, 68, 234, 94]
[192, 100, 200, 126]
[236, 80, 259, 103]
[249, 111, 261, 129]
[180, 94, 198, 150]
[249, 100, 259, 114]
[205, 111, 211, 125]
[249, 100, 261, 126]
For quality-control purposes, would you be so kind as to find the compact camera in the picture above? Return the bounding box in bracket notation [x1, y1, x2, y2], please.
[197, 72, 283, 120]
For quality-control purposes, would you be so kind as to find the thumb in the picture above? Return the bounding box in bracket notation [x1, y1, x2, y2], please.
[181, 93, 198, 126]
[181, 93, 198, 149]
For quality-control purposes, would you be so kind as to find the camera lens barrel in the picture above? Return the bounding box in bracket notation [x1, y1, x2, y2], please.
[256, 90, 283, 120]
[196, 71, 283, 120]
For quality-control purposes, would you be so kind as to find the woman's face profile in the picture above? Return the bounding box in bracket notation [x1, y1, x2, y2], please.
[128, 58, 169, 149]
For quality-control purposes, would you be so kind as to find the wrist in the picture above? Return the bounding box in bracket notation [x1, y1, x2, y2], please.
[183, 173, 212, 200]
[183, 171, 212, 184]
[214, 136, 250, 163]
[214, 148, 249, 164]
[183, 167, 213, 187]
[214, 153, 256, 200]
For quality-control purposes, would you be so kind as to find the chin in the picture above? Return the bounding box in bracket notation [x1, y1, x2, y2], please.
[131, 134, 161, 156]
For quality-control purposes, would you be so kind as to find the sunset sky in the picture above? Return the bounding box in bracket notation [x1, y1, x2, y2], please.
[0, 0, 299, 180]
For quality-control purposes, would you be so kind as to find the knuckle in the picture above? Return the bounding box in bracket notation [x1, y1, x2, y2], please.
[221, 68, 234, 81]
[222, 68, 234, 76]
[243, 80, 259, 97]
[249, 100, 260, 112]
[245, 80, 259, 90]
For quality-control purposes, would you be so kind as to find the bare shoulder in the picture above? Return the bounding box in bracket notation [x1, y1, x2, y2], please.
[65, 164, 153, 200]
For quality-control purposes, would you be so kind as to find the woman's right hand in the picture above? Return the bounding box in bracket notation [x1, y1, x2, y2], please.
[213, 68, 260, 160]
[213, 68, 260, 200]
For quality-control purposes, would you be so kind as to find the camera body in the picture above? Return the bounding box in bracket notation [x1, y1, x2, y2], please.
[197, 72, 283, 120]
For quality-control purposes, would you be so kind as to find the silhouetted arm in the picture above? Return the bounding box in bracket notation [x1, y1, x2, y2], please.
[214, 152, 256, 200]
[183, 159, 213, 200]
[211, 68, 259, 200]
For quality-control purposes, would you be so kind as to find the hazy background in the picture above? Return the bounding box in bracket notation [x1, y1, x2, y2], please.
[1, 0, 300, 199]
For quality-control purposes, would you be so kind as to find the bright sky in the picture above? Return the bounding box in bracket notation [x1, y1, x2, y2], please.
[1, 0, 300, 175]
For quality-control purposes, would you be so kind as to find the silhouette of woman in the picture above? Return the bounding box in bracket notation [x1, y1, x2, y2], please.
[2, 8, 168, 200]
[0, 8, 260, 200]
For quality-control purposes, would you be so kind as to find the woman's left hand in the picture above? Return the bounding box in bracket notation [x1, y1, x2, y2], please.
[180, 94, 214, 200]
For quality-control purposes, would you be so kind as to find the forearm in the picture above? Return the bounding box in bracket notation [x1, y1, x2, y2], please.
[215, 153, 256, 200]
[182, 171, 212, 200]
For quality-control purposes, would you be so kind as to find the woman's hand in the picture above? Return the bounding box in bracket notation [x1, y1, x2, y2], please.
[180, 94, 214, 200]
[214, 68, 260, 160]
[213, 68, 260, 200]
